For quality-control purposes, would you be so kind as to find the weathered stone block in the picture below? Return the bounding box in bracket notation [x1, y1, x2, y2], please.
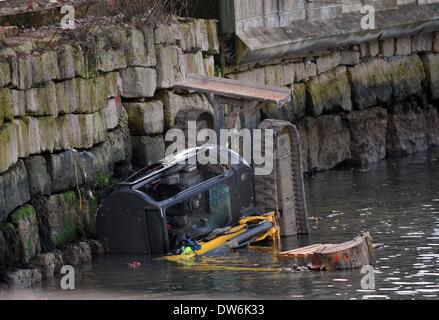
[434, 32, 439, 53]
[306, 66, 352, 116]
[180, 22, 197, 52]
[350, 56, 424, 110]
[39, 192, 79, 247]
[396, 36, 412, 56]
[13, 119, 29, 158]
[78, 114, 97, 148]
[57, 44, 76, 80]
[412, 33, 432, 53]
[89, 128, 132, 177]
[0, 226, 12, 277]
[126, 28, 149, 67]
[31, 51, 60, 85]
[316, 53, 339, 74]
[380, 38, 395, 57]
[10, 205, 41, 263]
[260, 102, 291, 123]
[75, 77, 109, 113]
[30, 253, 56, 278]
[140, 26, 157, 67]
[154, 23, 182, 45]
[0, 88, 13, 127]
[90, 141, 113, 176]
[292, 83, 307, 119]
[340, 50, 360, 66]
[53, 114, 80, 150]
[299, 115, 351, 171]
[155, 45, 186, 89]
[282, 63, 295, 86]
[0, 161, 30, 221]
[389, 55, 425, 101]
[0, 122, 18, 174]
[230, 68, 265, 85]
[5, 268, 42, 289]
[386, 107, 429, 156]
[184, 52, 206, 75]
[104, 99, 120, 131]
[105, 72, 123, 98]
[204, 56, 215, 77]
[55, 79, 77, 115]
[11, 55, 33, 90]
[95, 28, 128, 73]
[295, 61, 317, 82]
[206, 20, 220, 54]
[70, 44, 96, 79]
[0, 180, 5, 221]
[158, 91, 212, 129]
[360, 41, 379, 58]
[0, 60, 11, 87]
[24, 116, 56, 154]
[45, 150, 81, 193]
[194, 20, 210, 52]
[120, 67, 157, 98]
[265, 64, 284, 86]
[345, 107, 388, 166]
[94, 110, 109, 145]
[426, 106, 439, 146]
[11, 90, 25, 117]
[348, 59, 392, 109]
[24, 156, 52, 196]
[62, 242, 92, 267]
[125, 101, 164, 136]
[97, 48, 127, 73]
[107, 128, 133, 165]
[424, 54, 439, 99]
[132, 135, 166, 166]
[24, 82, 58, 116]
[78, 151, 97, 188]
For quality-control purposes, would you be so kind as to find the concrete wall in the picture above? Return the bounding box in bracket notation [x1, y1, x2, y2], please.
[227, 31, 439, 172]
[233, 0, 439, 32]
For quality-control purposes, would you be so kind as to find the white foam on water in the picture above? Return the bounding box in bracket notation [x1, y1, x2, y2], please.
[416, 289, 439, 293]
[362, 295, 390, 300]
[396, 291, 417, 296]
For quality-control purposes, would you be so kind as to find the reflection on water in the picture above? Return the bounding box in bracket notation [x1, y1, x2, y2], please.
[3, 147, 439, 300]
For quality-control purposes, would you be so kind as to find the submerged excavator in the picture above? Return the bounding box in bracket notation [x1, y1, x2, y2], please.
[96, 75, 310, 258]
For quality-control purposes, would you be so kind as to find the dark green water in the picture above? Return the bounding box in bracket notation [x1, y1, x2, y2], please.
[4, 147, 439, 300]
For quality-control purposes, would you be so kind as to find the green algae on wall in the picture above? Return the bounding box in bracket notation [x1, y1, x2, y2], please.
[9, 204, 41, 263]
[0, 88, 13, 127]
[49, 191, 79, 248]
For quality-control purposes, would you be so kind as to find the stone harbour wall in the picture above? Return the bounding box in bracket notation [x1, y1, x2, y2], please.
[226, 32, 439, 173]
[0, 18, 219, 286]
[2, 14, 439, 288]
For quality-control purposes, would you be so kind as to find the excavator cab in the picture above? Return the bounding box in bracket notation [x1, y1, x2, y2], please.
[97, 75, 309, 257]
[97, 147, 254, 255]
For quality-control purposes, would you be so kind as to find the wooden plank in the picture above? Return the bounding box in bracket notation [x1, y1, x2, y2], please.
[175, 74, 292, 106]
[278, 244, 324, 255]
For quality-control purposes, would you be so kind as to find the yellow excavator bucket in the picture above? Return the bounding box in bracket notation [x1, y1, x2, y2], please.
[164, 212, 280, 262]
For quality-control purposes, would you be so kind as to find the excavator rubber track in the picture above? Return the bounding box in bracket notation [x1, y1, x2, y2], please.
[254, 119, 309, 236]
